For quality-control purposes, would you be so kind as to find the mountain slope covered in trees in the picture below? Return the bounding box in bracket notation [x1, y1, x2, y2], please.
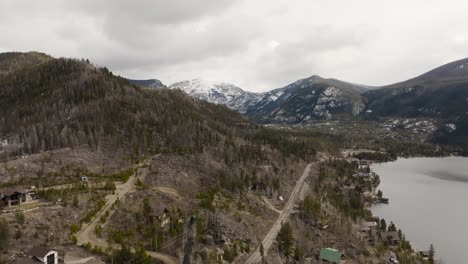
[0, 51, 51, 77]
[0, 55, 243, 158]
[364, 58, 468, 118]
[0, 52, 328, 161]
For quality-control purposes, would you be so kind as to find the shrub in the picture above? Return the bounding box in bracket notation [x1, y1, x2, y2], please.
[0, 219, 10, 250]
[15, 212, 25, 225]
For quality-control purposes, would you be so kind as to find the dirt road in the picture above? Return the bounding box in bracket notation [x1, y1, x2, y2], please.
[244, 163, 314, 264]
[76, 172, 137, 248]
[76, 166, 178, 264]
[261, 196, 282, 214]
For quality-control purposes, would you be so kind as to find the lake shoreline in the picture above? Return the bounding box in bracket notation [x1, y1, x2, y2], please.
[369, 156, 468, 264]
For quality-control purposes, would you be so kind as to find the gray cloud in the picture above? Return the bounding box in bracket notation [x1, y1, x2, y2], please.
[1, 0, 468, 91]
[70, 0, 237, 25]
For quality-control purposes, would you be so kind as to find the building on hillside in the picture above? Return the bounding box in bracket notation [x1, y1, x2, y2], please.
[359, 221, 377, 233]
[158, 208, 170, 227]
[358, 160, 369, 170]
[353, 172, 372, 179]
[419, 251, 430, 261]
[388, 252, 399, 263]
[380, 231, 400, 246]
[0, 188, 38, 207]
[80, 176, 89, 182]
[319, 248, 342, 263]
[16, 246, 58, 264]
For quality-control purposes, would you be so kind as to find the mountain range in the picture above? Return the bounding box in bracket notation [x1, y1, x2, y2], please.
[3, 51, 464, 149]
[131, 58, 468, 123]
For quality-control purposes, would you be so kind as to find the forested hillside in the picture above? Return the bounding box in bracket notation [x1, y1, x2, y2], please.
[0, 51, 51, 77]
[0, 53, 330, 162]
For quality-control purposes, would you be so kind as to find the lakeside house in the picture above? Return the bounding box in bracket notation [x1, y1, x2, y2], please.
[358, 160, 370, 170]
[1, 188, 38, 208]
[319, 248, 342, 263]
[353, 172, 375, 179]
[379, 231, 400, 245]
[16, 246, 58, 264]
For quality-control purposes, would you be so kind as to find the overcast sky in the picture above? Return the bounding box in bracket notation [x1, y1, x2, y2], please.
[1, 0, 467, 91]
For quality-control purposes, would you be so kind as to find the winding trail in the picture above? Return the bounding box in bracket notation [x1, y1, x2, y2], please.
[244, 163, 315, 264]
[75, 165, 178, 264]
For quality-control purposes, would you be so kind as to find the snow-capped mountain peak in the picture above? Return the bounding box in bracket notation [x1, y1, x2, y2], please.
[168, 78, 260, 113]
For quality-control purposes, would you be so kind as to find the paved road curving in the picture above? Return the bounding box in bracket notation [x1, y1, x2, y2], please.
[244, 163, 314, 264]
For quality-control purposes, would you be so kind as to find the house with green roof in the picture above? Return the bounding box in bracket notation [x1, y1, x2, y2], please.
[319, 248, 342, 263]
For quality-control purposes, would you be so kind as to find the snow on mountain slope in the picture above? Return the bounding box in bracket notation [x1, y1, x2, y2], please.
[168, 79, 261, 113]
[246, 75, 366, 123]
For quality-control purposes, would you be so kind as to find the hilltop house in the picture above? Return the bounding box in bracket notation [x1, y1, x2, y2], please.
[16, 246, 58, 264]
[319, 248, 342, 263]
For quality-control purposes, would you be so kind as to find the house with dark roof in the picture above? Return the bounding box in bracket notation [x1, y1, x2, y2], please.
[380, 231, 400, 246]
[16, 246, 58, 264]
[1, 188, 38, 207]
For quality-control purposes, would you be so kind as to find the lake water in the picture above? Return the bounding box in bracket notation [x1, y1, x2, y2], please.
[371, 157, 468, 264]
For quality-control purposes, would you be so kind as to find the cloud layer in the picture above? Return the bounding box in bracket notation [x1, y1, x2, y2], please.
[1, 0, 467, 91]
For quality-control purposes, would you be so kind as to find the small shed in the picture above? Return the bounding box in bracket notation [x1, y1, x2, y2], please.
[28, 246, 58, 264]
[319, 248, 342, 263]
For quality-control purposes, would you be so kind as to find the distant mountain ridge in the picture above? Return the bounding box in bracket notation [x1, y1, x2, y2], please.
[126, 58, 468, 147]
[131, 75, 369, 121]
[246, 75, 368, 123]
[384, 57, 468, 89]
[2, 51, 468, 148]
[364, 57, 468, 118]
[127, 78, 166, 88]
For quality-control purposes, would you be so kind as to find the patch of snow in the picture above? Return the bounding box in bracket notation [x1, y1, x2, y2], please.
[168, 78, 261, 113]
[445, 123, 457, 132]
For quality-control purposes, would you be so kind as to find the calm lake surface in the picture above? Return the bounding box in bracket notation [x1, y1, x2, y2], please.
[371, 157, 468, 264]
